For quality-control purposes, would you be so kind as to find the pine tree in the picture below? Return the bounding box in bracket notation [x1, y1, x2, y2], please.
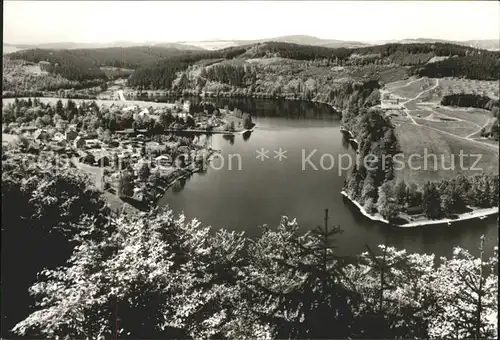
[422, 182, 443, 219]
[245, 210, 359, 338]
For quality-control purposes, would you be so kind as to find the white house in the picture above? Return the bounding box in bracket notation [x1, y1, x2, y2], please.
[85, 139, 101, 148]
[155, 155, 171, 166]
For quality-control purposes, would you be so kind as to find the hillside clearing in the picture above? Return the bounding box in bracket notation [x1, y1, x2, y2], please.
[390, 77, 436, 99]
[415, 118, 479, 137]
[438, 77, 499, 100]
[433, 107, 493, 127]
[395, 122, 499, 184]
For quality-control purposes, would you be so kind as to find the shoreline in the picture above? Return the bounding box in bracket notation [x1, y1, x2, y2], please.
[341, 191, 389, 224]
[341, 190, 499, 228]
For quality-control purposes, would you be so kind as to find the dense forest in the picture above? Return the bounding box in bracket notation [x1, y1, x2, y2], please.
[1, 151, 498, 339]
[5, 46, 238, 83]
[6, 42, 498, 92]
[351, 42, 473, 58]
[6, 49, 107, 81]
[127, 47, 248, 89]
[6, 46, 201, 74]
[441, 93, 499, 113]
[410, 53, 500, 80]
[126, 42, 498, 101]
[343, 108, 400, 219]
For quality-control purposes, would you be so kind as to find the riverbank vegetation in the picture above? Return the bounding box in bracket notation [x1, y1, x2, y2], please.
[1, 152, 497, 339]
[342, 108, 400, 219]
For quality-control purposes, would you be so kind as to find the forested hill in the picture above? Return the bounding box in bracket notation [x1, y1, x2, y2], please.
[5, 41, 499, 84]
[5, 46, 206, 81]
[128, 42, 499, 88]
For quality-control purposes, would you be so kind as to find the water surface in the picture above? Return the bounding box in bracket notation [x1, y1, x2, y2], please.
[156, 97, 498, 259]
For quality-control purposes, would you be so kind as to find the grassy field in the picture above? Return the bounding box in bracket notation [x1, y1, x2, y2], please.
[415, 118, 479, 137]
[433, 107, 493, 127]
[407, 108, 433, 119]
[438, 78, 499, 99]
[385, 77, 417, 91]
[395, 122, 498, 184]
[390, 78, 435, 99]
[470, 137, 500, 146]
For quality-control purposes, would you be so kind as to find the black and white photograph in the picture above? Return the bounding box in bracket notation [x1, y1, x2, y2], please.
[1, 1, 499, 338]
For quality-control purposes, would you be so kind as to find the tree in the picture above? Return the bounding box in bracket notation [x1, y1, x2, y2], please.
[138, 163, 151, 182]
[422, 182, 443, 219]
[13, 209, 249, 339]
[102, 129, 112, 144]
[377, 181, 400, 221]
[56, 99, 64, 115]
[41, 114, 52, 126]
[379, 202, 401, 222]
[345, 245, 437, 338]
[393, 180, 407, 207]
[429, 240, 498, 339]
[361, 175, 377, 204]
[1, 154, 110, 338]
[245, 210, 359, 338]
[440, 180, 466, 215]
[406, 183, 422, 207]
[35, 117, 45, 128]
[118, 172, 134, 198]
[242, 113, 254, 130]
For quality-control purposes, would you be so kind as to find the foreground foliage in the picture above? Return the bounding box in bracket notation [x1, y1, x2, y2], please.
[2, 152, 498, 339]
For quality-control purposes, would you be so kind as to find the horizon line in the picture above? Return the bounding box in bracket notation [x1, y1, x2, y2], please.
[4, 35, 499, 47]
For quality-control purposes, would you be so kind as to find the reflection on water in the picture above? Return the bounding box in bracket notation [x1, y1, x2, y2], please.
[341, 133, 350, 149]
[132, 95, 340, 120]
[242, 130, 252, 142]
[222, 134, 235, 145]
[171, 177, 188, 194]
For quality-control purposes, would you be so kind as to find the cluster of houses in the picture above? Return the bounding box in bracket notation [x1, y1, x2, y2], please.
[380, 89, 404, 110]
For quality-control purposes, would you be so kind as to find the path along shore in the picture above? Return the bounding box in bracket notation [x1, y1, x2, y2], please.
[341, 191, 499, 228]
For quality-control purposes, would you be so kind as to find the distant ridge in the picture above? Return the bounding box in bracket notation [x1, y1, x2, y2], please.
[176, 35, 369, 50]
[370, 38, 499, 51]
[2, 41, 206, 53]
[4, 36, 499, 54]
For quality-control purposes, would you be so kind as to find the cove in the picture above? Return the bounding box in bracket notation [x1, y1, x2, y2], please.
[150, 96, 498, 260]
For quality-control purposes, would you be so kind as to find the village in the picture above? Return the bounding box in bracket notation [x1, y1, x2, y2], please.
[2, 97, 255, 211]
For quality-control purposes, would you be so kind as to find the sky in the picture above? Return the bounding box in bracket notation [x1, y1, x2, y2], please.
[3, 1, 499, 44]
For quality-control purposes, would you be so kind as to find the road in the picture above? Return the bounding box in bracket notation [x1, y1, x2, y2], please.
[401, 78, 440, 125]
[390, 78, 499, 150]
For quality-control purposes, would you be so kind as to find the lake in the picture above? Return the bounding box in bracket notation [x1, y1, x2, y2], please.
[152, 97, 498, 259]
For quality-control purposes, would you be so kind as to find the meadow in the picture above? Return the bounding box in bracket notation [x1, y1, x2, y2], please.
[415, 118, 479, 138]
[438, 77, 499, 99]
[433, 107, 493, 127]
[389, 77, 435, 99]
[395, 122, 499, 184]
